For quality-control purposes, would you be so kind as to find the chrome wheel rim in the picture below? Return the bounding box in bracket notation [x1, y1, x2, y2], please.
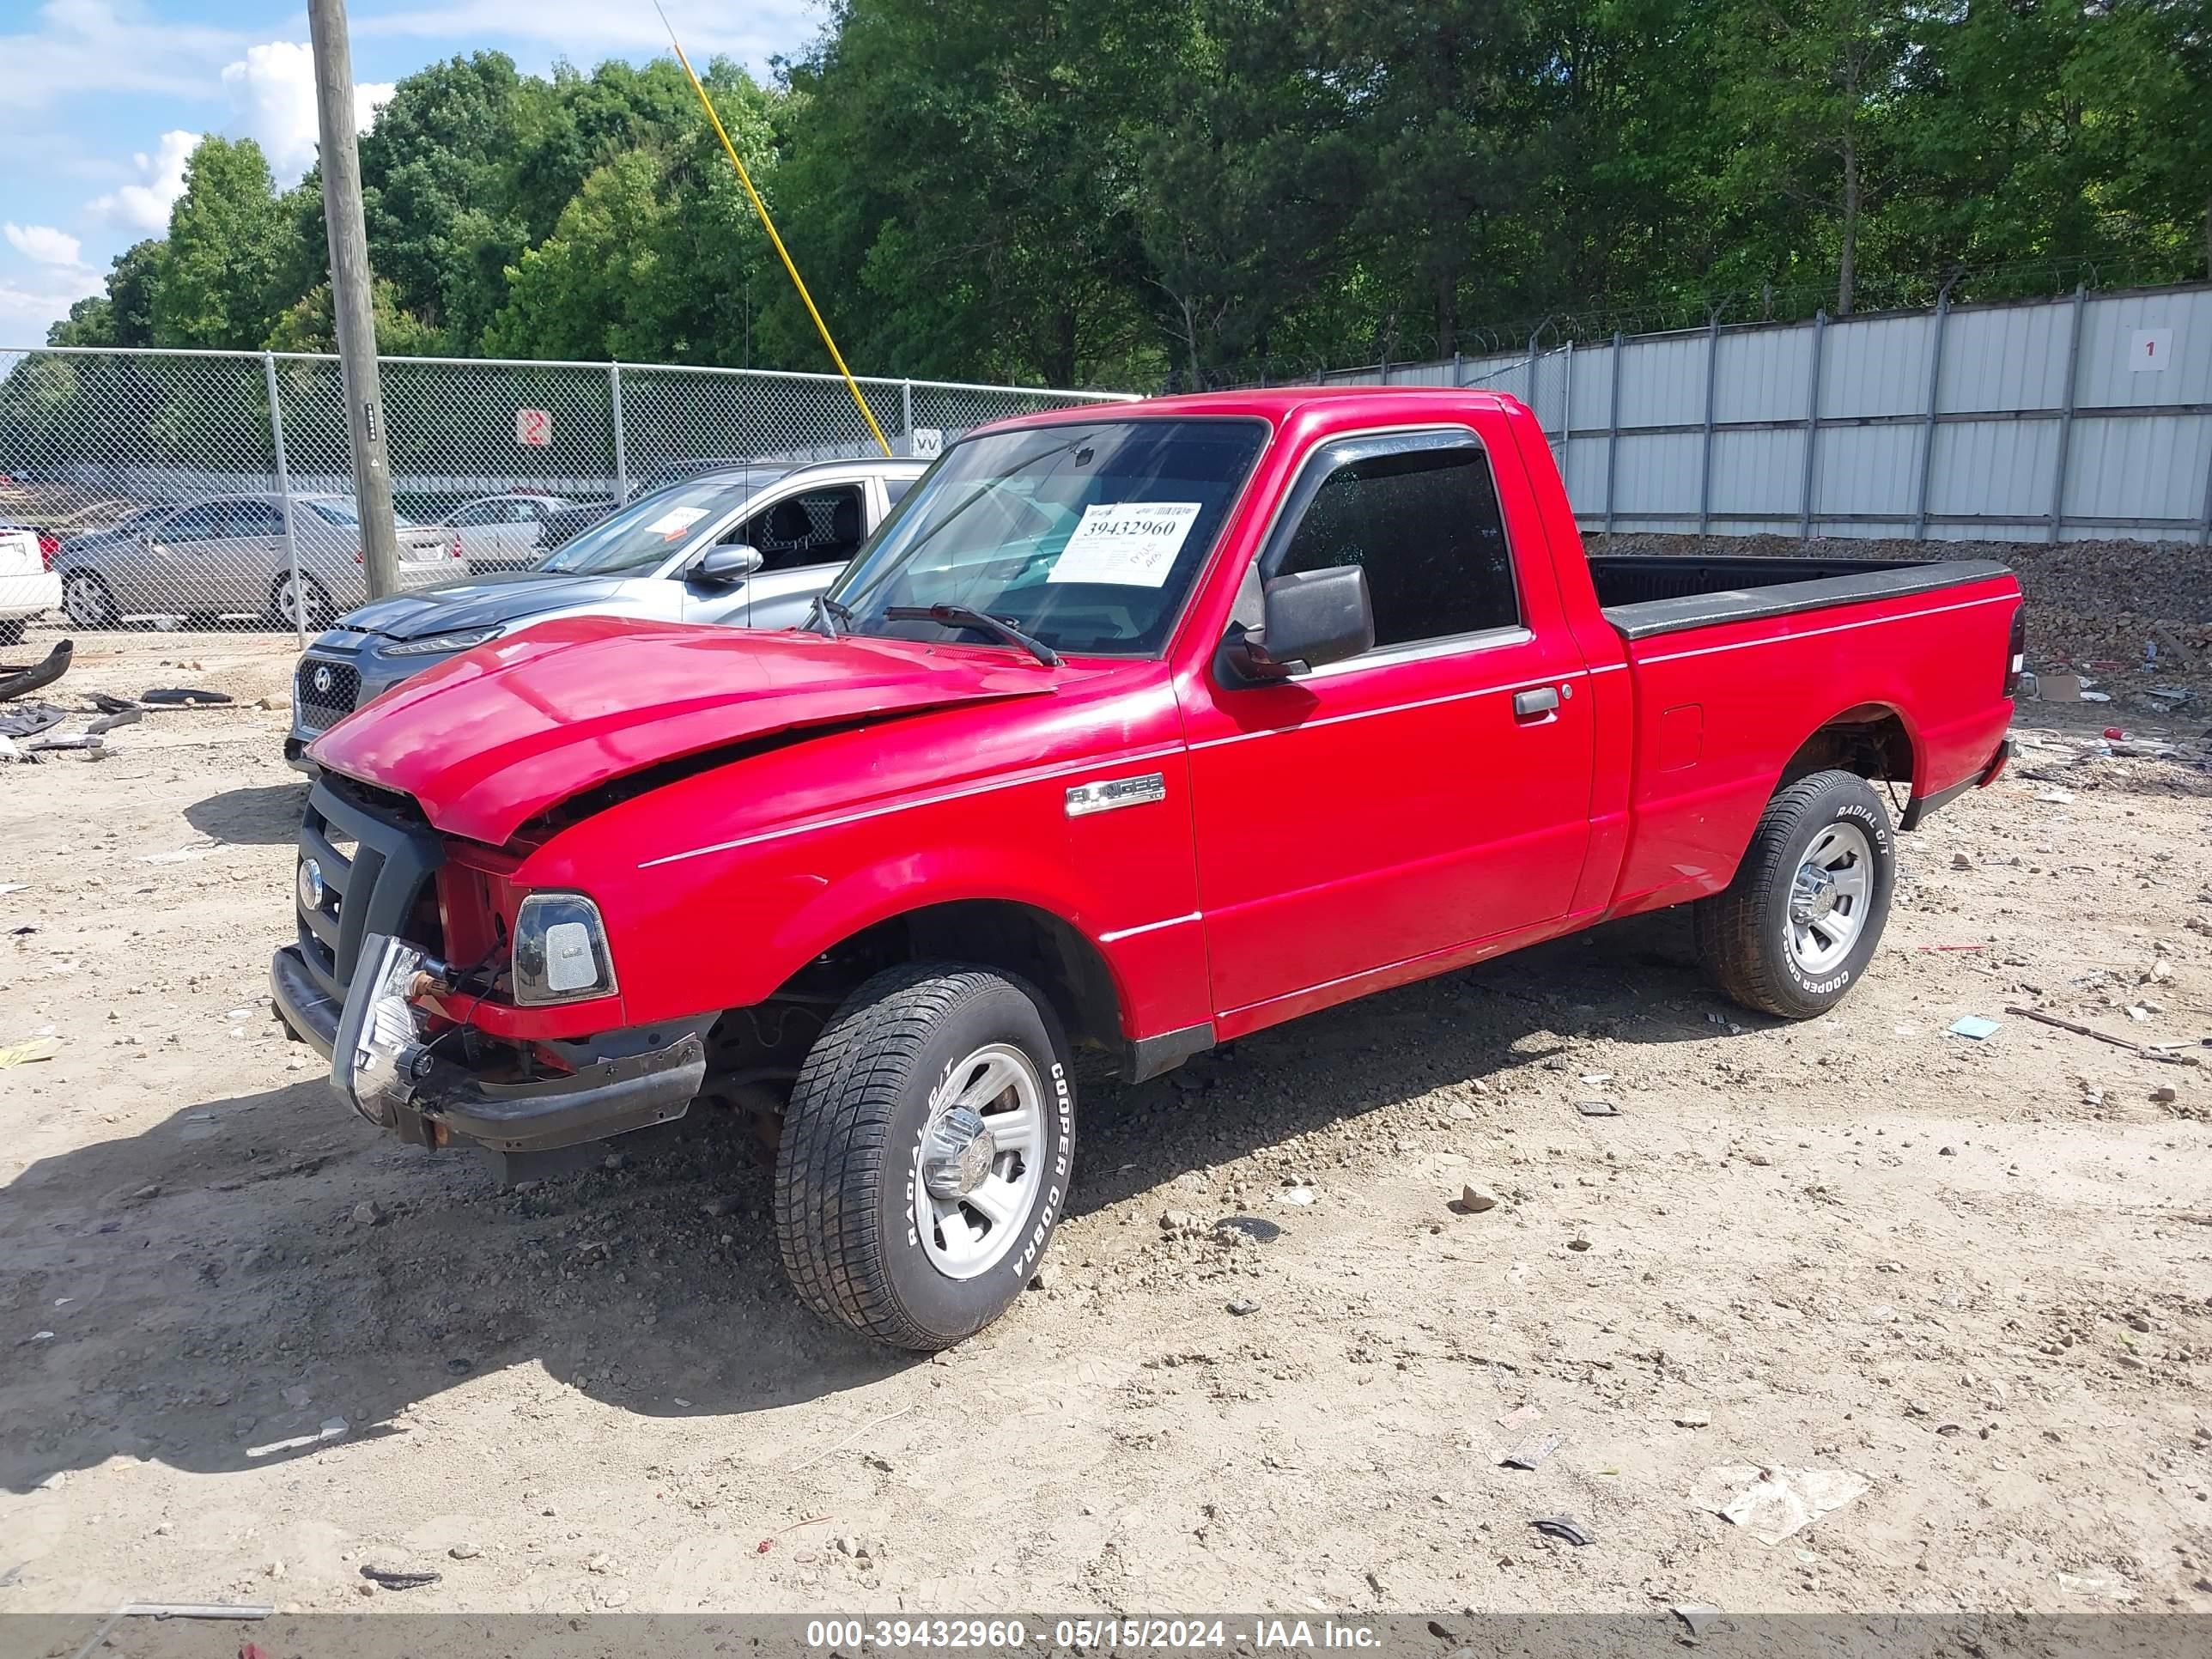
[1787, 820, 1873, 975]
[914, 1042, 1045, 1280]
[64, 574, 109, 625]
[276, 577, 319, 626]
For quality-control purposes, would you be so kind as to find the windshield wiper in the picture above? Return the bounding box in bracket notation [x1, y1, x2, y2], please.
[885, 603, 1061, 667]
[811, 595, 854, 638]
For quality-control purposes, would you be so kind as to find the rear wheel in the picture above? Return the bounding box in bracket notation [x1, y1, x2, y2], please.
[61, 571, 118, 629]
[270, 572, 333, 631]
[775, 963, 1075, 1350]
[1694, 769, 1894, 1018]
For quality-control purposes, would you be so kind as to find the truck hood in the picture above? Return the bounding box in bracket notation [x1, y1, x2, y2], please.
[340, 573, 629, 640]
[306, 615, 1066, 845]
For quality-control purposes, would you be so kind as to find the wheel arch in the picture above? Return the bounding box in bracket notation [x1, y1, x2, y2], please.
[766, 891, 1132, 1066]
[1777, 702, 1920, 799]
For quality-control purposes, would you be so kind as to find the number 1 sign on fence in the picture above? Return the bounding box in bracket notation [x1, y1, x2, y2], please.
[515, 408, 553, 445]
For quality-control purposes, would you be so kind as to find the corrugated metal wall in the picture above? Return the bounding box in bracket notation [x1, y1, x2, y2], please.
[1315, 283, 2212, 545]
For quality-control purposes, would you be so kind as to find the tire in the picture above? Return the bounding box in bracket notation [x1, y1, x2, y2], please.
[270, 573, 333, 631]
[1694, 769, 1895, 1019]
[61, 571, 118, 629]
[775, 963, 1076, 1350]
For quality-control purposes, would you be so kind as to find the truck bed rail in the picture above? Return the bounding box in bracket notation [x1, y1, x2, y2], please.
[1595, 556, 2013, 641]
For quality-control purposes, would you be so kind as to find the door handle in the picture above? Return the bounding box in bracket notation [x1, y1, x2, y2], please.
[1513, 685, 1560, 719]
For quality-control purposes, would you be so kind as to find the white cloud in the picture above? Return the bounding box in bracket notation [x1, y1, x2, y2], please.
[1, 278, 100, 345]
[221, 41, 398, 180]
[86, 130, 202, 234]
[4, 224, 84, 270]
[0, 1, 245, 111]
[356, 0, 817, 74]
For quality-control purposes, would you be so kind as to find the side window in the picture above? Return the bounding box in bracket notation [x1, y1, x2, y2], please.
[165, 503, 225, 541]
[450, 502, 493, 526]
[884, 477, 917, 507]
[504, 500, 539, 523]
[739, 486, 866, 572]
[228, 500, 283, 538]
[1265, 440, 1518, 652]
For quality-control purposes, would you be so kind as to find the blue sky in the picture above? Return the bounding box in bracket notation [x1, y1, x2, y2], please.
[0, 0, 821, 345]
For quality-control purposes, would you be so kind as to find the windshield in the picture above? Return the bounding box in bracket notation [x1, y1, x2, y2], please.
[830, 418, 1267, 657]
[538, 479, 758, 575]
[304, 498, 414, 528]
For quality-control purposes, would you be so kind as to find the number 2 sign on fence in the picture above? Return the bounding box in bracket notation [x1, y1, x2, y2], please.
[515, 408, 553, 445]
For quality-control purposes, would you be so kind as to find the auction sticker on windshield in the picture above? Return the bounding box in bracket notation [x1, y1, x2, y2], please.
[1048, 501, 1201, 586]
[647, 505, 709, 539]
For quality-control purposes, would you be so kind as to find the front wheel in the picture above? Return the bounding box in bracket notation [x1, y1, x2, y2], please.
[1694, 769, 1895, 1018]
[775, 963, 1075, 1350]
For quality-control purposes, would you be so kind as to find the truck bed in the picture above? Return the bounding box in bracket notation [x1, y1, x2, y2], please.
[1590, 553, 2013, 641]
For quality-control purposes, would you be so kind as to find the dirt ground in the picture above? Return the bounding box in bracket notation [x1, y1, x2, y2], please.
[2, 615, 2210, 1626]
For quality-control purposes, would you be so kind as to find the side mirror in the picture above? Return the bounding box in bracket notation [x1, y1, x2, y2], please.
[694, 544, 764, 585]
[1220, 564, 1375, 684]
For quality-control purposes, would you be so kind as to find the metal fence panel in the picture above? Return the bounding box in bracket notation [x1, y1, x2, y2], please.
[1297, 280, 2212, 546]
[0, 344, 1130, 640]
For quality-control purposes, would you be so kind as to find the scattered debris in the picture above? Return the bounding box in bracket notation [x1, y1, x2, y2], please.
[1273, 1186, 1316, 1206]
[244, 1416, 349, 1460]
[1674, 1411, 1712, 1428]
[1499, 1431, 1565, 1470]
[1698, 1463, 1869, 1545]
[1225, 1297, 1260, 1316]
[350, 1200, 383, 1227]
[0, 703, 65, 739]
[1498, 1404, 1542, 1430]
[1672, 1605, 1723, 1638]
[0, 1036, 61, 1068]
[138, 687, 233, 706]
[1567, 1237, 1593, 1252]
[1529, 1516, 1594, 1547]
[1917, 943, 1987, 953]
[0, 640, 70, 702]
[448, 1543, 480, 1560]
[64, 1601, 272, 1659]
[2004, 1005, 2201, 1066]
[789, 1404, 915, 1474]
[358, 1565, 441, 1590]
[1947, 1015, 2002, 1042]
[1573, 1099, 1620, 1117]
[85, 708, 142, 736]
[2035, 788, 2076, 805]
[1456, 1182, 1499, 1214]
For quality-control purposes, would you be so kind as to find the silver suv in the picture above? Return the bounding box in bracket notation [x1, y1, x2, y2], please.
[285, 458, 926, 769]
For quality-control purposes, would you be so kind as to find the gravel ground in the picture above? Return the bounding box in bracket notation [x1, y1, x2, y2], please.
[1, 617, 2209, 1623]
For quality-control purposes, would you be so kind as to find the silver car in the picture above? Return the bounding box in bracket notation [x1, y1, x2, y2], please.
[55, 492, 458, 630]
[285, 458, 925, 767]
[432, 492, 579, 575]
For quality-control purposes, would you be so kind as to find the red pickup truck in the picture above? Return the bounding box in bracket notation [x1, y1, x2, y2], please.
[272, 387, 2021, 1350]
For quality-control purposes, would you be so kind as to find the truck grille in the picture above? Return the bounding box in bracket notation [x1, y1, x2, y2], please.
[295, 657, 361, 732]
[295, 775, 444, 1005]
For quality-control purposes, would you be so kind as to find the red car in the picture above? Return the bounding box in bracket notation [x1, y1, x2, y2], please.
[273, 387, 2021, 1349]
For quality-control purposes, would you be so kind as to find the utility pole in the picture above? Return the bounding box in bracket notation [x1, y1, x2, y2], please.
[307, 0, 399, 597]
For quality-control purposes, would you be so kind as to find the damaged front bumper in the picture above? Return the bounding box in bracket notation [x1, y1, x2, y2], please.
[271, 936, 708, 1157]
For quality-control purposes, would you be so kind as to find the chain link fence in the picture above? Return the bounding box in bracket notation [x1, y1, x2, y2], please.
[0, 346, 1133, 642]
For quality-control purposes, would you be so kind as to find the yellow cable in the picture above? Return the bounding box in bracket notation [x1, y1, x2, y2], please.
[655, 3, 893, 457]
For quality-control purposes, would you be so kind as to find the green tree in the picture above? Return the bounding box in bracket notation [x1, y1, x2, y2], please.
[358, 52, 532, 349]
[150, 137, 298, 349]
[264, 277, 447, 355]
[482, 150, 677, 359]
